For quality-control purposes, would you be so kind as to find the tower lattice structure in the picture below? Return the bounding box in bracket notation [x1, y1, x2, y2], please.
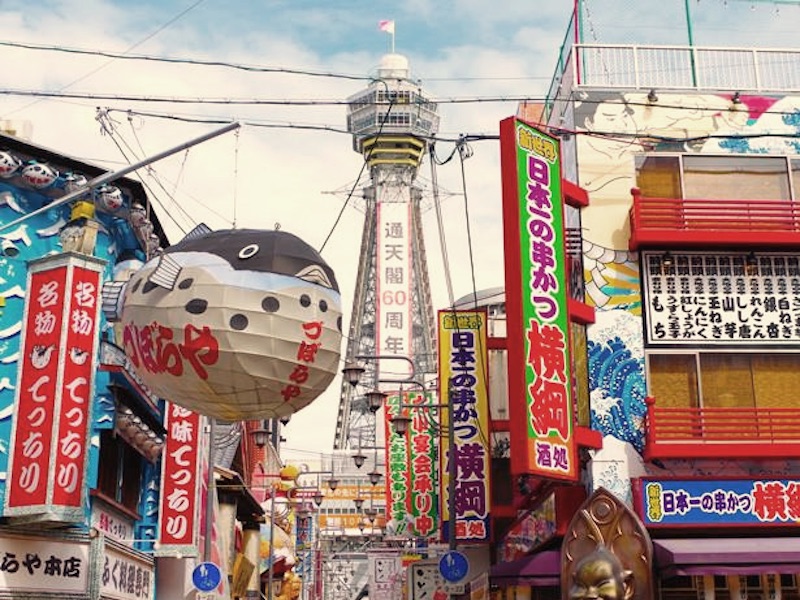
[334, 53, 439, 450]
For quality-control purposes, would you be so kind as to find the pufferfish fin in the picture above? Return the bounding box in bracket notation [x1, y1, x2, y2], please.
[148, 254, 182, 290]
[101, 280, 127, 322]
[181, 222, 213, 242]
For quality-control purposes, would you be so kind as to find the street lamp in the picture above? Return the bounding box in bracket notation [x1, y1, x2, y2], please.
[354, 481, 365, 510]
[389, 414, 412, 436]
[352, 451, 367, 469]
[251, 422, 271, 448]
[342, 361, 366, 387]
[327, 475, 340, 492]
[363, 507, 378, 524]
[367, 469, 382, 486]
[365, 389, 387, 413]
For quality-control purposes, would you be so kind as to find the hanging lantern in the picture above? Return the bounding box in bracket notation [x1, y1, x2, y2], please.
[94, 184, 124, 213]
[63, 171, 88, 194]
[0, 151, 21, 178]
[21, 160, 58, 189]
[113, 226, 343, 421]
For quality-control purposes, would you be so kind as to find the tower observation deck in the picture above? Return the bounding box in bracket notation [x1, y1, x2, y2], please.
[334, 53, 439, 450]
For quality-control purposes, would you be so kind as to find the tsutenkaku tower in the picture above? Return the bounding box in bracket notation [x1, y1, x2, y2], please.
[334, 53, 439, 450]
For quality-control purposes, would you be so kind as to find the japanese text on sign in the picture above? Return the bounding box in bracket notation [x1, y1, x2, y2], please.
[7, 266, 68, 510]
[101, 549, 154, 600]
[376, 197, 412, 378]
[439, 310, 491, 543]
[640, 479, 800, 526]
[643, 252, 800, 345]
[53, 265, 100, 509]
[500, 118, 577, 481]
[156, 404, 202, 556]
[0, 536, 89, 593]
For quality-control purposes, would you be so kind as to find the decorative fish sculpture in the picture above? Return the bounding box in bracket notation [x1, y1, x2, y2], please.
[102, 224, 343, 421]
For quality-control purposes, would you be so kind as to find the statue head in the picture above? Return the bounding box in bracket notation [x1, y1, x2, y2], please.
[569, 546, 634, 600]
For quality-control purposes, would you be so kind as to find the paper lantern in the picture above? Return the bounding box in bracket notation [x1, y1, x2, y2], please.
[21, 160, 58, 189]
[94, 184, 124, 213]
[117, 227, 342, 420]
[0, 151, 21, 178]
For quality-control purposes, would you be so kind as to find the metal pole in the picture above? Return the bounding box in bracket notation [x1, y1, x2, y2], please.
[204, 417, 216, 562]
[447, 378, 456, 553]
[684, 0, 698, 87]
[0, 120, 241, 233]
[267, 486, 277, 600]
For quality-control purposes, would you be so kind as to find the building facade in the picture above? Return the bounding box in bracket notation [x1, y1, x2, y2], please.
[0, 131, 170, 599]
[491, 7, 800, 600]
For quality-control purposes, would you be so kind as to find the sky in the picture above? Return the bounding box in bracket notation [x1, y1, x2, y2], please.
[0, 0, 796, 461]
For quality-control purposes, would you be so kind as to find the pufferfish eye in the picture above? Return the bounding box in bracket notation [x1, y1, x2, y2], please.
[239, 244, 259, 259]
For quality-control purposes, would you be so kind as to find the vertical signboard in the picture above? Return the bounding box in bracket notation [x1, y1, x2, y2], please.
[500, 117, 577, 481]
[439, 309, 491, 543]
[384, 390, 439, 539]
[155, 404, 203, 556]
[5, 253, 104, 521]
[376, 190, 413, 380]
[384, 392, 411, 533]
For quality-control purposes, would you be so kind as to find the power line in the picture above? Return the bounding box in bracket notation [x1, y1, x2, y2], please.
[2, 0, 208, 118]
[4, 89, 800, 122]
[0, 39, 369, 82]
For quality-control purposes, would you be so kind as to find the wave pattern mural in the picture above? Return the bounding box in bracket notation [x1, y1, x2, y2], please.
[588, 310, 646, 453]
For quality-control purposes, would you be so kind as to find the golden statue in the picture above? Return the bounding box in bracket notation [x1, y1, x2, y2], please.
[561, 488, 653, 600]
[569, 545, 635, 600]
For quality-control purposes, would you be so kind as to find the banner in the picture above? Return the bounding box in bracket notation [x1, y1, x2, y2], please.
[155, 405, 203, 556]
[500, 116, 578, 481]
[5, 253, 104, 521]
[439, 309, 491, 543]
[384, 390, 439, 539]
[376, 194, 413, 379]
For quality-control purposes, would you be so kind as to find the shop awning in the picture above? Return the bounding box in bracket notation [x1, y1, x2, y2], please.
[489, 550, 560, 587]
[655, 538, 800, 576]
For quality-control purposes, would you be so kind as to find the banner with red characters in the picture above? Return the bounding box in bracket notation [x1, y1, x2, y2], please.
[5, 253, 104, 521]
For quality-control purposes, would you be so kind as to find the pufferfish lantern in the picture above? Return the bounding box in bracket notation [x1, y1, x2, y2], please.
[102, 224, 342, 421]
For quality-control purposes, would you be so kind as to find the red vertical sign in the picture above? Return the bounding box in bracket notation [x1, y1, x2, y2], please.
[6, 253, 104, 518]
[52, 265, 101, 507]
[6, 265, 68, 509]
[156, 403, 202, 555]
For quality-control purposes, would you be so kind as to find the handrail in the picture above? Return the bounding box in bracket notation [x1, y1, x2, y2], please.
[646, 397, 800, 444]
[631, 192, 800, 232]
[545, 42, 800, 123]
[628, 189, 800, 249]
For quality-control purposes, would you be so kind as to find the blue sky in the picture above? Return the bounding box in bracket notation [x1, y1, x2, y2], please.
[0, 0, 795, 456]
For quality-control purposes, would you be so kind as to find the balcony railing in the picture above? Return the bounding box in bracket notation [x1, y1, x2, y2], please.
[644, 396, 800, 460]
[545, 42, 800, 122]
[628, 188, 800, 249]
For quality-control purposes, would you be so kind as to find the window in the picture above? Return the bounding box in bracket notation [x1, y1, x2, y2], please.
[635, 154, 796, 200]
[647, 352, 800, 409]
[96, 429, 143, 515]
[683, 155, 791, 201]
[635, 155, 681, 198]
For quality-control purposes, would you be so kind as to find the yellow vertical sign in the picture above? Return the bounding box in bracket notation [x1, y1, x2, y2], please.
[438, 309, 491, 543]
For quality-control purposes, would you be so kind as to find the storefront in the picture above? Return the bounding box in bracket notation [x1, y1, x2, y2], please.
[634, 477, 800, 599]
[0, 527, 154, 600]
